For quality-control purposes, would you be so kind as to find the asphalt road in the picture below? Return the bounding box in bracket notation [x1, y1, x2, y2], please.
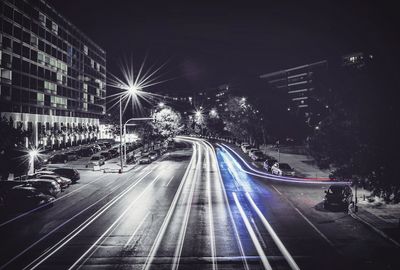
[0, 137, 398, 270]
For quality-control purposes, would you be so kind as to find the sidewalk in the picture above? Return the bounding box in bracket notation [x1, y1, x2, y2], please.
[260, 145, 331, 178]
[351, 189, 400, 247]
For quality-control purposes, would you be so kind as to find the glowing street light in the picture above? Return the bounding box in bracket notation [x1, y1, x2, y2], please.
[28, 148, 39, 174]
[210, 109, 218, 118]
[158, 102, 165, 108]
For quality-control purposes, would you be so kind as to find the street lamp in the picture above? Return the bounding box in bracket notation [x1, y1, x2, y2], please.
[28, 148, 39, 174]
[158, 102, 165, 108]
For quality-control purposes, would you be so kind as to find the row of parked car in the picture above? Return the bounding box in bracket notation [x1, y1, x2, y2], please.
[240, 142, 296, 177]
[47, 142, 114, 164]
[137, 148, 167, 164]
[0, 167, 80, 211]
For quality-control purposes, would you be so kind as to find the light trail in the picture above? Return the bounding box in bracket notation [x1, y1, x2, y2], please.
[245, 192, 301, 270]
[232, 192, 273, 270]
[69, 174, 162, 270]
[24, 167, 158, 270]
[206, 146, 218, 270]
[181, 137, 250, 270]
[142, 143, 198, 270]
[171, 142, 202, 270]
[217, 143, 350, 185]
[124, 212, 151, 248]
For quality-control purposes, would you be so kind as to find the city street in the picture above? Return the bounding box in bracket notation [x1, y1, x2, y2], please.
[0, 137, 398, 270]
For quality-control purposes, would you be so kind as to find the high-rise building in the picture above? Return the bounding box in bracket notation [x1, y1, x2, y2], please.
[0, 0, 106, 149]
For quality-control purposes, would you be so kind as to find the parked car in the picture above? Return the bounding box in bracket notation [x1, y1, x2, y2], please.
[148, 151, 158, 161]
[263, 158, 278, 172]
[248, 148, 259, 157]
[324, 184, 353, 210]
[77, 148, 92, 157]
[3, 186, 54, 210]
[49, 168, 80, 183]
[48, 154, 68, 164]
[108, 148, 119, 158]
[251, 151, 265, 161]
[241, 143, 250, 152]
[138, 155, 151, 164]
[65, 152, 79, 161]
[37, 175, 71, 189]
[243, 145, 253, 154]
[25, 179, 61, 197]
[86, 155, 105, 167]
[271, 162, 295, 176]
[1, 181, 29, 202]
[99, 151, 112, 160]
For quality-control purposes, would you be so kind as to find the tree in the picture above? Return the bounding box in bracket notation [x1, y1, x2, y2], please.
[151, 107, 183, 139]
[0, 117, 31, 179]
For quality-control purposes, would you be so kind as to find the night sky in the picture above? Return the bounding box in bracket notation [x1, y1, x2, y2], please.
[47, 0, 398, 96]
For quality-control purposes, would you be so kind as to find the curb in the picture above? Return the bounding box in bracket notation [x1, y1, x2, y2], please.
[349, 208, 400, 248]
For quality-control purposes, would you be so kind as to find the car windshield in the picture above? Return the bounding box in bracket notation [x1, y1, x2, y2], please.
[328, 186, 345, 194]
[279, 164, 292, 170]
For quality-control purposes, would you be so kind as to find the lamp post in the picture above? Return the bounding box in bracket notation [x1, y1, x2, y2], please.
[119, 96, 123, 173]
[28, 149, 38, 174]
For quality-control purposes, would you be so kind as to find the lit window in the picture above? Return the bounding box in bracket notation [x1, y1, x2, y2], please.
[51, 22, 58, 35]
[83, 45, 88, 55]
[0, 69, 12, 80]
[37, 93, 44, 101]
[37, 52, 44, 63]
[30, 35, 38, 47]
[90, 59, 94, 68]
[39, 13, 46, 26]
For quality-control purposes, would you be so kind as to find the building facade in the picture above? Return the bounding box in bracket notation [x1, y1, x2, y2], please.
[0, 0, 106, 149]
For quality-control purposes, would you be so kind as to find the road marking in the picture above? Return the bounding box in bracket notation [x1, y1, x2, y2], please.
[165, 175, 175, 187]
[68, 174, 162, 270]
[245, 192, 301, 270]
[124, 213, 151, 248]
[232, 192, 272, 270]
[271, 185, 334, 247]
[23, 167, 158, 270]
[142, 143, 198, 270]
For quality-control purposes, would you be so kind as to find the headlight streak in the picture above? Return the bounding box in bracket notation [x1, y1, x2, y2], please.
[142, 143, 198, 270]
[218, 143, 350, 185]
[171, 142, 202, 270]
[23, 167, 158, 270]
[69, 174, 163, 270]
[232, 192, 273, 270]
[206, 143, 217, 270]
[182, 137, 250, 270]
[245, 193, 301, 270]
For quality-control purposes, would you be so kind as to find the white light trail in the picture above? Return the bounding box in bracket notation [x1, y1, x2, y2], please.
[245, 192, 301, 270]
[232, 192, 272, 270]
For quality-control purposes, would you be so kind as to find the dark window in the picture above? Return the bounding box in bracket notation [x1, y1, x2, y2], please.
[2, 36, 12, 49]
[13, 41, 21, 54]
[22, 45, 30, 58]
[31, 22, 38, 34]
[4, 4, 13, 20]
[14, 11, 23, 25]
[12, 57, 21, 70]
[13, 25, 22, 39]
[3, 20, 13, 35]
[31, 49, 37, 61]
[22, 30, 30, 43]
[22, 16, 30, 29]
[22, 60, 29, 73]
[21, 75, 29, 88]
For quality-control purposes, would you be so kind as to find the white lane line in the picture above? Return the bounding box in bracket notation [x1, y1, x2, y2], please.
[245, 192, 301, 270]
[0, 173, 110, 228]
[142, 143, 198, 270]
[206, 146, 217, 270]
[124, 212, 151, 248]
[0, 179, 125, 270]
[23, 167, 157, 270]
[172, 143, 202, 270]
[201, 139, 250, 270]
[271, 185, 334, 247]
[69, 174, 162, 270]
[165, 175, 175, 187]
[232, 192, 272, 270]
